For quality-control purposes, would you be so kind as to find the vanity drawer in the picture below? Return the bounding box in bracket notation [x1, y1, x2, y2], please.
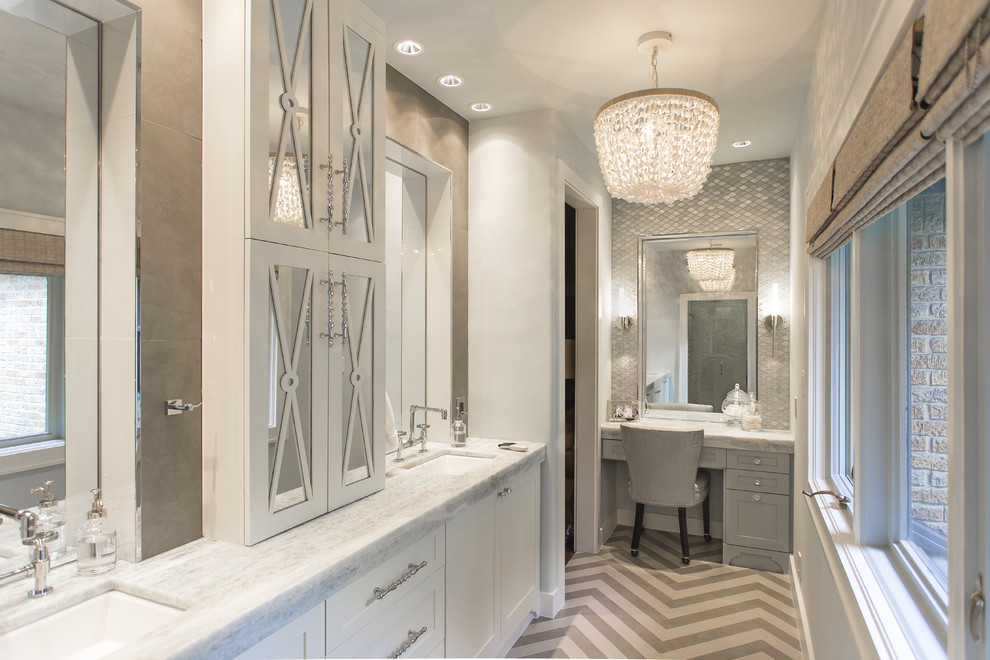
[602, 439, 724, 468]
[327, 568, 445, 658]
[725, 469, 789, 495]
[722, 543, 790, 574]
[698, 446, 726, 469]
[724, 490, 791, 552]
[325, 529, 444, 647]
[726, 449, 790, 474]
[602, 438, 626, 461]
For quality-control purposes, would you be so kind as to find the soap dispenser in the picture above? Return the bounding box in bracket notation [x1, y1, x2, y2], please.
[30, 480, 65, 559]
[77, 489, 116, 575]
[450, 412, 467, 447]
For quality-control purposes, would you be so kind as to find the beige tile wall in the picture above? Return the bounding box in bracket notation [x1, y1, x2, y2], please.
[385, 66, 470, 413]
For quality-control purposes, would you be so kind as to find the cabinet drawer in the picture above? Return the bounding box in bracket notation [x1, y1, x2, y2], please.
[602, 439, 725, 468]
[326, 529, 444, 647]
[724, 469, 789, 495]
[698, 446, 726, 469]
[724, 490, 791, 552]
[327, 569, 445, 658]
[723, 543, 790, 574]
[726, 449, 790, 474]
[602, 438, 625, 461]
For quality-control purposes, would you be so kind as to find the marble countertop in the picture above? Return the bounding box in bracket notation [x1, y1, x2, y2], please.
[601, 418, 794, 453]
[0, 438, 544, 659]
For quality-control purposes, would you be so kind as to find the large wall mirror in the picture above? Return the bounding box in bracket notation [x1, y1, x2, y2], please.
[639, 232, 758, 418]
[0, 0, 139, 568]
[384, 139, 452, 442]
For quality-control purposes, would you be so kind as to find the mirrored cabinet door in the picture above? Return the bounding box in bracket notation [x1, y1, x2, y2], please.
[251, 0, 330, 251]
[327, 0, 385, 262]
[248, 240, 330, 543]
[328, 254, 384, 506]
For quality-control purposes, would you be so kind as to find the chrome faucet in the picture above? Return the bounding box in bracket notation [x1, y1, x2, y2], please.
[395, 405, 449, 462]
[0, 503, 56, 598]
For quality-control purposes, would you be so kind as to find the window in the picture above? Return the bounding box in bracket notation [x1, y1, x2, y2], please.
[903, 178, 948, 593]
[825, 242, 852, 489]
[812, 177, 953, 653]
[0, 274, 64, 447]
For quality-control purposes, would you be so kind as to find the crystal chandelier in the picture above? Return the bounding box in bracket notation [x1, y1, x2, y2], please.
[594, 32, 719, 205]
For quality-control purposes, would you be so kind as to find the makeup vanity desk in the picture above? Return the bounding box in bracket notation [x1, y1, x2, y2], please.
[601, 418, 794, 573]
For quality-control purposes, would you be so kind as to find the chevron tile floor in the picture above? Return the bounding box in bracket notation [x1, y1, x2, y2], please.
[509, 526, 804, 659]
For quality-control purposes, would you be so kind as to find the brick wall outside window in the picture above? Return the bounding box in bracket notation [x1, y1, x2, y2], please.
[908, 187, 948, 537]
[0, 274, 48, 440]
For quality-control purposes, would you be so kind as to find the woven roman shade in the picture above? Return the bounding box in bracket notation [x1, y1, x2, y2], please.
[806, 21, 924, 255]
[805, 164, 834, 241]
[916, 0, 990, 105]
[0, 228, 65, 277]
[808, 4, 990, 258]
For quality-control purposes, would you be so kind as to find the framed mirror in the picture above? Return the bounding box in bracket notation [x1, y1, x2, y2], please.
[0, 0, 139, 568]
[639, 231, 758, 419]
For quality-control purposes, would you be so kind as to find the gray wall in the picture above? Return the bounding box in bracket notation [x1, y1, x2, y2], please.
[384, 66, 469, 414]
[136, 0, 203, 560]
[611, 158, 792, 430]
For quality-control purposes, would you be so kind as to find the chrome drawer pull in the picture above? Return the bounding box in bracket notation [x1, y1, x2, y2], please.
[753, 494, 761, 502]
[753, 479, 761, 486]
[753, 458, 761, 465]
[389, 626, 427, 659]
[373, 561, 428, 600]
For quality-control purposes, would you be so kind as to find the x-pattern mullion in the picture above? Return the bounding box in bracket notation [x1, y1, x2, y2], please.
[267, 266, 316, 512]
[342, 278, 374, 481]
[269, 0, 314, 227]
[342, 31, 375, 235]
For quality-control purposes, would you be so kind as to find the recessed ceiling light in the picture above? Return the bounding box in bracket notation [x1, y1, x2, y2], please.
[732, 140, 752, 148]
[437, 74, 464, 87]
[469, 102, 493, 112]
[394, 39, 423, 56]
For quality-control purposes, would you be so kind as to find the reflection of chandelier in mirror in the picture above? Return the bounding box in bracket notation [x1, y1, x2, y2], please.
[686, 247, 734, 282]
[268, 155, 308, 227]
[698, 268, 736, 292]
[594, 31, 719, 205]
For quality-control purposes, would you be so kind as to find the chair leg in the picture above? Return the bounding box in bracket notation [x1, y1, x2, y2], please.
[631, 502, 645, 557]
[678, 508, 690, 564]
[702, 496, 712, 541]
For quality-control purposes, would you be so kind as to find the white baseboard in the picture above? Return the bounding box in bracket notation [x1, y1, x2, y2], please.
[599, 511, 618, 548]
[790, 554, 815, 660]
[496, 602, 540, 658]
[539, 587, 562, 618]
[616, 507, 723, 539]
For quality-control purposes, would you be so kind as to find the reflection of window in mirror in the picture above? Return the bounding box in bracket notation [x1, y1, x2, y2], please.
[0, 274, 65, 447]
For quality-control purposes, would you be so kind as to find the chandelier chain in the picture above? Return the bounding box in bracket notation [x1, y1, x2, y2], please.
[651, 46, 659, 88]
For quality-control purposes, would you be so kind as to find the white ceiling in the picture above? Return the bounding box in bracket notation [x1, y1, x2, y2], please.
[363, 0, 826, 166]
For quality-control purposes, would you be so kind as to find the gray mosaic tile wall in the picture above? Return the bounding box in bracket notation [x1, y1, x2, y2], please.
[611, 157, 791, 430]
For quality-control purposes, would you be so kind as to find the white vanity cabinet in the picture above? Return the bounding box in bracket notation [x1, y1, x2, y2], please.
[236, 602, 326, 660]
[204, 0, 386, 545]
[446, 465, 541, 658]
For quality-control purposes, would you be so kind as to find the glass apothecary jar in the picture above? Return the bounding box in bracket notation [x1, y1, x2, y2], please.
[721, 383, 751, 426]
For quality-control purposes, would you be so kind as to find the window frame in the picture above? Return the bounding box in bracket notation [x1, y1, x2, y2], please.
[808, 183, 952, 656]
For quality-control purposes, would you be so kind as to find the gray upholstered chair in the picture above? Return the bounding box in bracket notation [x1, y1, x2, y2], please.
[619, 424, 711, 564]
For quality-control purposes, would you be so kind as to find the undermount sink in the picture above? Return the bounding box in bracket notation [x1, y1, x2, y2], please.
[407, 453, 495, 475]
[0, 590, 184, 660]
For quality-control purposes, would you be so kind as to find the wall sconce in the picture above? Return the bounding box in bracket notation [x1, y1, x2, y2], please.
[764, 283, 784, 357]
[616, 286, 634, 330]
